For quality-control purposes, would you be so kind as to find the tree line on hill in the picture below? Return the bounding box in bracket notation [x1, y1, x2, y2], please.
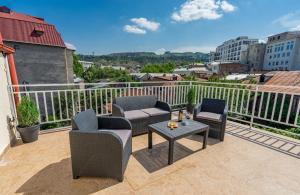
[77, 51, 209, 67]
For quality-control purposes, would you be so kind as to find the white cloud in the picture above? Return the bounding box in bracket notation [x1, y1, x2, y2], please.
[131, 18, 160, 31]
[171, 0, 236, 22]
[171, 46, 216, 53]
[273, 11, 300, 31]
[123, 25, 146, 34]
[220, 0, 236, 12]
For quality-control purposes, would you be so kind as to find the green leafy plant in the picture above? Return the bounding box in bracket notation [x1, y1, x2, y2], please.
[17, 96, 39, 127]
[187, 87, 196, 105]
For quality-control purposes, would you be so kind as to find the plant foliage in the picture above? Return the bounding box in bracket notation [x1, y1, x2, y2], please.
[187, 87, 196, 105]
[17, 96, 39, 127]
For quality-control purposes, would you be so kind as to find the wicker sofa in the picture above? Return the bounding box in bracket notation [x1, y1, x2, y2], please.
[112, 96, 172, 136]
[69, 109, 132, 181]
[193, 98, 228, 141]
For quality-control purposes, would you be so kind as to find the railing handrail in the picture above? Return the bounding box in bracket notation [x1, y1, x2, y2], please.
[9, 81, 300, 90]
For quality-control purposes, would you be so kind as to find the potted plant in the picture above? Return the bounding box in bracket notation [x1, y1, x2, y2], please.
[16, 96, 40, 143]
[186, 87, 196, 114]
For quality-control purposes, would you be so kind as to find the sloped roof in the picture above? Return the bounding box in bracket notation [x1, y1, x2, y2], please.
[0, 6, 65, 47]
[261, 71, 300, 94]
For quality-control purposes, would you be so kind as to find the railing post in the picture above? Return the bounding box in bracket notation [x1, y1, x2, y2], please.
[250, 85, 259, 129]
[128, 82, 131, 96]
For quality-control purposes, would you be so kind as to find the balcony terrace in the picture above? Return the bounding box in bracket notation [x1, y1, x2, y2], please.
[1, 81, 300, 194]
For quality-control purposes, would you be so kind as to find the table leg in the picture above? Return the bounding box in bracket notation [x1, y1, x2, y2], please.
[203, 129, 208, 149]
[168, 140, 174, 165]
[148, 130, 152, 149]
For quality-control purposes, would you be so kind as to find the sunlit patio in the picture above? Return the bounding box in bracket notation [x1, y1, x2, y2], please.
[1, 120, 300, 195]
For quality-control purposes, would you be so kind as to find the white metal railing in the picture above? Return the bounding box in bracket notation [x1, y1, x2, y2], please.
[8, 81, 300, 137]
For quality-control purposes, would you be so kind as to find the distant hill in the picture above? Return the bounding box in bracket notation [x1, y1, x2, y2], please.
[78, 52, 209, 68]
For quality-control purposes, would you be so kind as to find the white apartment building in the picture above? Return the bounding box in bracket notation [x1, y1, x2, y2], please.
[215, 36, 259, 62]
[79, 60, 94, 70]
[263, 31, 300, 71]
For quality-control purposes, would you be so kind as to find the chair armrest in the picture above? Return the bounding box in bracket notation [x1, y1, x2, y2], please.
[155, 101, 172, 112]
[193, 103, 202, 118]
[98, 117, 132, 130]
[112, 104, 125, 117]
[69, 130, 123, 152]
[222, 106, 228, 120]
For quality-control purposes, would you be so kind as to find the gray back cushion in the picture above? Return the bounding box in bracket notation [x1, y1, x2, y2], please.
[114, 96, 157, 111]
[72, 109, 98, 131]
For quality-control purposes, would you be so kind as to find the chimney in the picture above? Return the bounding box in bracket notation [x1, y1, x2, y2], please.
[0, 6, 11, 14]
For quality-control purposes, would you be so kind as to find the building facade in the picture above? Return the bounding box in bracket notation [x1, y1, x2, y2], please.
[245, 43, 266, 71]
[0, 6, 74, 84]
[211, 62, 248, 75]
[263, 31, 300, 71]
[215, 36, 259, 62]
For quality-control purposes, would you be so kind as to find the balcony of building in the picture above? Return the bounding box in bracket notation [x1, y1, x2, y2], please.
[1, 81, 300, 194]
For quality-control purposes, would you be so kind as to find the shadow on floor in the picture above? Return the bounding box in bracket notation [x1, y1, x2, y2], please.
[133, 141, 202, 173]
[186, 134, 221, 146]
[16, 158, 119, 195]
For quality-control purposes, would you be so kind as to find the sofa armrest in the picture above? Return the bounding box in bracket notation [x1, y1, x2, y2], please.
[155, 101, 172, 112]
[112, 104, 125, 117]
[193, 103, 202, 118]
[98, 117, 132, 130]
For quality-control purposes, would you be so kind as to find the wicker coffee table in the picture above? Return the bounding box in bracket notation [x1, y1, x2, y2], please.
[148, 120, 209, 165]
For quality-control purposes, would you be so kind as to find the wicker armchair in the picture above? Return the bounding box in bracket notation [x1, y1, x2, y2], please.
[69, 109, 132, 181]
[193, 98, 228, 141]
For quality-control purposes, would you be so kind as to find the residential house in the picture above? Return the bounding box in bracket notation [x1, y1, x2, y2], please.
[0, 6, 74, 84]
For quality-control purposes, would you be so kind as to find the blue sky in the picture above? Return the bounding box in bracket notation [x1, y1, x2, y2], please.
[6, 0, 300, 54]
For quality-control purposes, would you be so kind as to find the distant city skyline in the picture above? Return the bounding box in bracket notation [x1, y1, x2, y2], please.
[6, 0, 300, 54]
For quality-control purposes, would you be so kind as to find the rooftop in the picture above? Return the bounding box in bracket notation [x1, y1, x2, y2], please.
[1, 121, 300, 194]
[0, 6, 65, 47]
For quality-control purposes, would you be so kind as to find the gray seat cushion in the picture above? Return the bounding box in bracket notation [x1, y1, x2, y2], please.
[196, 112, 222, 122]
[141, 108, 169, 116]
[100, 129, 131, 148]
[124, 110, 150, 120]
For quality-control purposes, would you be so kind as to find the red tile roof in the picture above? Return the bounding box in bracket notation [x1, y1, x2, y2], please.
[0, 7, 65, 47]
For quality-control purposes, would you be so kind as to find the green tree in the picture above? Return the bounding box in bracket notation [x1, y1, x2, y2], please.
[73, 54, 84, 77]
[141, 63, 176, 73]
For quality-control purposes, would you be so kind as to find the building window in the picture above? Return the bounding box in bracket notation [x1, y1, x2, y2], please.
[282, 53, 285, 57]
[285, 61, 289, 64]
[276, 61, 279, 65]
[270, 55, 272, 59]
[277, 54, 280, 58]
[287, 52, 291, 57]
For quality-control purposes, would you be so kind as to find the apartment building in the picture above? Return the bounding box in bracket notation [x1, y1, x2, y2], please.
[263, 31, 300, 71]
[215, 36, 259, 62]
[245, 43, 266, 71]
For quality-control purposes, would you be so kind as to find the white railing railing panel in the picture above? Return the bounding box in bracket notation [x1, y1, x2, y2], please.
[9, 81, 300, 137]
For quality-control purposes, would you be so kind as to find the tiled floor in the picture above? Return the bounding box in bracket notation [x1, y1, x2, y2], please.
[1, 122, 300, 195]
